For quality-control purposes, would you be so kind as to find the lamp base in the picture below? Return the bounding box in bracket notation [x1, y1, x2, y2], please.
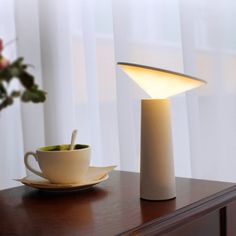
[140, 99, 176, 201]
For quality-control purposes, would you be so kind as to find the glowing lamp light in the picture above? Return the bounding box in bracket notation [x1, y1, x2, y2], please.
[118, 63, 205, 98]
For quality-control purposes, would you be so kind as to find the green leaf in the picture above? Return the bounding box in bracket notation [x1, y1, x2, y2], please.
[0, 67, 13, 82]
[21, 91, 31, 102]
[19, 71, 34, 89]
[0, 83, 7, 99]
[21, 89, 46, 103]
[11, 57, 24, 67]
[0, 97, 13, 111]
[11, 90, 21, 97]
[9, 67, 21, 78]
[33, 90, 47, 103]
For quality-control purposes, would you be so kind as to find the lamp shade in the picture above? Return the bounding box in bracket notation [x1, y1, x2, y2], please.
[117, 62, 206, 98]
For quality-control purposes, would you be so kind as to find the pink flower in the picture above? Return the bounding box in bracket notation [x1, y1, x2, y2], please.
[0, 39, 3, 53]
[0, 39, 10, 69]
[0, 56, 9, 70]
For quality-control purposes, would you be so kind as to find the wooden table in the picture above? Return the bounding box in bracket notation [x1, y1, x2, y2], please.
[1, 171, 236, 236]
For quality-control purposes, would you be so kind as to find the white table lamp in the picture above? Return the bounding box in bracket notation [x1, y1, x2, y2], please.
[118, 62, 206, 201]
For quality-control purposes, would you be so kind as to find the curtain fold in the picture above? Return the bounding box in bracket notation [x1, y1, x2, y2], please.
[1, 0, 236, 189]
[0, 0, 25, 189]
[179, 0, 236, 181]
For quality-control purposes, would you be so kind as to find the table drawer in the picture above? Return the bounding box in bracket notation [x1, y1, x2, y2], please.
[162, 210, 221, 236]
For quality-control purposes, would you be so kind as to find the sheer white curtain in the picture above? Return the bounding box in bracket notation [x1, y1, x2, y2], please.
[1, 0, 236, 189]
[180, 0, 236, 181]
[0, 0, 25, 189]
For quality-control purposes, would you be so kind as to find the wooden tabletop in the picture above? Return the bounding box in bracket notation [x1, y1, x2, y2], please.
[1, 171, 236, 236]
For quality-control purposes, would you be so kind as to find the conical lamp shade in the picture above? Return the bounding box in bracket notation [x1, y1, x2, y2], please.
[118, 62, 206, 98]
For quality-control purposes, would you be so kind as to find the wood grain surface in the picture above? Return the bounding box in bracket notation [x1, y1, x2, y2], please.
[0, 171, 236, 236]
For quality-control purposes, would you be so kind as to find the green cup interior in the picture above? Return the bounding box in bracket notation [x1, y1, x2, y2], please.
[38, 144, 89, 151]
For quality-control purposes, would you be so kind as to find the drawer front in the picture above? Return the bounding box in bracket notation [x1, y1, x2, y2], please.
[227, 200, 236, 236]
[162, 210, 221, 236]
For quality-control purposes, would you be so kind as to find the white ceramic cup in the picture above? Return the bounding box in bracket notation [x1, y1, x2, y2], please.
[24, 144, 91, 184]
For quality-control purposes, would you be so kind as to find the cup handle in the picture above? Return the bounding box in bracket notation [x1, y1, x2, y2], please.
[24, 152, 45, 178]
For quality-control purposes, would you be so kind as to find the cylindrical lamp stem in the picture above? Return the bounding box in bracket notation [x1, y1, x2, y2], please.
[140, 99, 176, 200]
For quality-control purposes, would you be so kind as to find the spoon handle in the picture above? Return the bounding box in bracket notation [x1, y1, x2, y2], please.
[70, 129, 78, 150]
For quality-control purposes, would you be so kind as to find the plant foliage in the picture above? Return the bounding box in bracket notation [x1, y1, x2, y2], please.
[0, 39, 46, 111]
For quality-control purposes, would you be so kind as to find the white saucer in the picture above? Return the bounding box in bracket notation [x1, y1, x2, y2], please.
[15, 166, 116, 191]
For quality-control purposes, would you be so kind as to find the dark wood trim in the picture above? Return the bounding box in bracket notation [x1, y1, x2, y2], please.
[121, 185, 236, 235]
[220, 207, 227, 236]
